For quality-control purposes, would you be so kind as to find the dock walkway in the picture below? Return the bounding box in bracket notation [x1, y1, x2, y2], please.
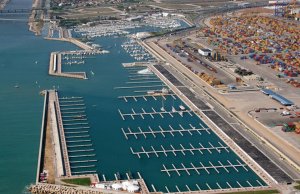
[45, 37, 94, 51]
[54, 91, 72, 176]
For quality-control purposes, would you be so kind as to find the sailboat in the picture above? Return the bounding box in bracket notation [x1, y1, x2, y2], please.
[179, 111, 183, 117]
[171, 106, 176, 112]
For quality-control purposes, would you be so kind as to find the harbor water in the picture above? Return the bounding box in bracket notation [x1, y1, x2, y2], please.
[0, 0, 266, 193]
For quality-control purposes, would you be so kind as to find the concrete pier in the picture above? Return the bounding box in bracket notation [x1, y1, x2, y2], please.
[36, 90, 48, 184]
[45, 37, 94, 51]
[53, 91, 72, 177]
[122, 62, 153, 68]
[34, 90, 102, 193]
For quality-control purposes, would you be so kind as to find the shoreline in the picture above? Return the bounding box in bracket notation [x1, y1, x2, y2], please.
[28, 0, 45, 35]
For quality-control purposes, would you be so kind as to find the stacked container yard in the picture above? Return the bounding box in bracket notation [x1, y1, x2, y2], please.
[201, 14, 300, 79]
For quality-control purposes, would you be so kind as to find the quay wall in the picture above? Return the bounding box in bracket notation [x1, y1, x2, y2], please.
[44, 37, 93, 50]
[54, 91, 72, 176]
[36, 91, 49, 184]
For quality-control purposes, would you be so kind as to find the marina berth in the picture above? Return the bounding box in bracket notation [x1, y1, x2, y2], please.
[5, 0, 299, 193]
[21, 4, 296, 194]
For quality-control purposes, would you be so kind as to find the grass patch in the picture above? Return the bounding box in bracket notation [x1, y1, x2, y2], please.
[61, 178, 91, 186]
[225, 190, 279, 194]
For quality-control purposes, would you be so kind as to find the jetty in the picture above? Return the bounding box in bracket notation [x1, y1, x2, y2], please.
[46, 26, 109, 79]
[45, 37, 95, 50]
[45, 26, 93, 51]
[122, 62, 154, 68]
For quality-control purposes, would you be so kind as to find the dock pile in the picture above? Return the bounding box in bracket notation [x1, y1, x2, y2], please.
[202, 15, 300, 77]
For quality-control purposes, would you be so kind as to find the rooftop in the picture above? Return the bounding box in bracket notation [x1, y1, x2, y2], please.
[261, 89, 294, 106]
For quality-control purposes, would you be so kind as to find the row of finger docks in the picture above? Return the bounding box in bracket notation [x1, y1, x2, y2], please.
[58, 96, 98, 175]
[49, 59, 293, 193]
[109, 62, 284, 193]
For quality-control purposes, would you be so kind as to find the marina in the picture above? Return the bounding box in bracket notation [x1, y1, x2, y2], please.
[121, 40, 155, 61]
[47, 26, 110, 79]
[60, 98, 98, 176]
[36, 90, 99, 185]
[49, 52, 87, 79]
[35, 58, 276, 193]
[20, 19, 292, 194]
[1, 1, 297, 192]
[48, 50, 110, 79]
[89, 61, 272, 192]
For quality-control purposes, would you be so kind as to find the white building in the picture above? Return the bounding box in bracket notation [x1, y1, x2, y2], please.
[95, 184, 105, 189]
[162, 12, 169, 17]
[198, 48, 212, 56]
[127, 185, 140, 193]
[126, 15, 143, 21]
[112, 183, 122, 190]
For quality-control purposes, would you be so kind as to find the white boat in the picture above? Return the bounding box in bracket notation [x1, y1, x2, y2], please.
[147, 90, 155, 95]
[162, 87, 169, 94]
[179, 105, 185, 110]
[161, 107, 166, 112]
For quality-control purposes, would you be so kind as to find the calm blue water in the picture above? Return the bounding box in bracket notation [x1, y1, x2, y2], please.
[0, 1, 266, 193]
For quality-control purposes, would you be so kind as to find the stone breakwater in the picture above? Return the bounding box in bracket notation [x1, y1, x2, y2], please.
[28, 183, 103, 194]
